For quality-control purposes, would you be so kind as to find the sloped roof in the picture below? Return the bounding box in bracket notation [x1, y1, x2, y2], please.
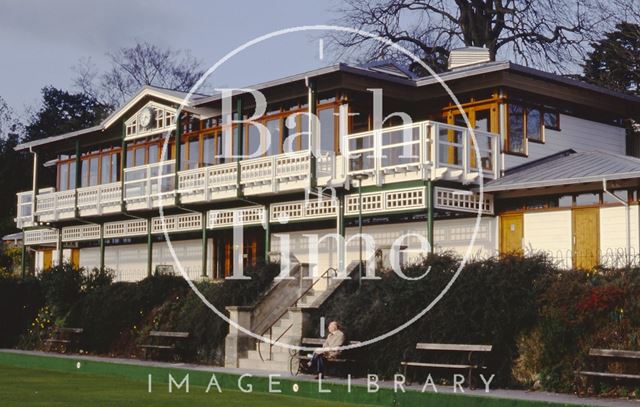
[483, 150, 640, 192]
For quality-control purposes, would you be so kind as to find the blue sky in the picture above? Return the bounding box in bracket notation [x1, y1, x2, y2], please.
[0, 0, 343, 116]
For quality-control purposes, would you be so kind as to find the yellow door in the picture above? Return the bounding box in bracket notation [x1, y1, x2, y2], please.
[42, 250, 53, 270]
[500, 213, 524, 255]
[573, 208, 599, 270]
[70, 248, 80, 270]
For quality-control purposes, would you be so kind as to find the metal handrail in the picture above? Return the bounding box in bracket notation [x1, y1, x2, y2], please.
[258, 266, 338, 362]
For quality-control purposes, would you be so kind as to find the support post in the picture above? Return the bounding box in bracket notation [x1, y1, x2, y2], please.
[31, 150, 39, 222]
[21, 240, 26, 278]
[174, 112, 182, 206]
[427, 180, 434, 254]
[57, 229, 63, 266]
[120, 124, 127, 212]
[235, 98, 244, 197]
[201, 213, 208, 277]
[307, 79, 317, 189]
[264, 207, 270, 261]
[99, 223, 105, 271]
[147, 219, 153, 277]
[74, 140, 81, 217]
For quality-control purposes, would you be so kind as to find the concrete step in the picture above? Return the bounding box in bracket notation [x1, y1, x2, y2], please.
[238, 357, 290, 372]
[246, 349, 291, 363]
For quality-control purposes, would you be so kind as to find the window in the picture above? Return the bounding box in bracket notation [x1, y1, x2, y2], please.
[526, 108, 542, 142]
[575, 193, 600, 206]
[543, 110, 560, 130]
[246, 124, 262, 157]
[319, 108, 335, 153]
[101, 155, 111, 184]
[507, 104, 526, 154]
[59, 164, 68, 191]
[187, 138, 199, 169]
[203, 133, 216, 165]
[134, 147, 145, 166]
[266, 119, 281, 155]
[69, 161, 76, 189]
[148, 144, 159, 164]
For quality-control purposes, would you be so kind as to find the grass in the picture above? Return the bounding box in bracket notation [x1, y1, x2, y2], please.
[0, 351, 581, 407]
[0, 363, 365, 407]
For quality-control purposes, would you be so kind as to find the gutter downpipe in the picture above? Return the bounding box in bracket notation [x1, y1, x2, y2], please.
[602, 178, 631, 266]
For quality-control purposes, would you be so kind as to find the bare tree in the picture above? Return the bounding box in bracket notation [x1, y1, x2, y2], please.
[74, 42, 206, 108]
[331, 0, 623, 73]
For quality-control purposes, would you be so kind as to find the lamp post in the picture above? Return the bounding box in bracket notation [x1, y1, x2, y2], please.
[351, 173, 369, 288]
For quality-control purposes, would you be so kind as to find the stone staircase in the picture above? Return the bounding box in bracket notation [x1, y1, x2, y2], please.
[226, 260, 358, 372]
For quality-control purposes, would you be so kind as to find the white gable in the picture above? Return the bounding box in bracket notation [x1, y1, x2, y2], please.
[124, 101, 177, 141]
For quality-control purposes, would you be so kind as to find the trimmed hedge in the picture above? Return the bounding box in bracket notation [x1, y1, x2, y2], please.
[316, 253, 553, 387]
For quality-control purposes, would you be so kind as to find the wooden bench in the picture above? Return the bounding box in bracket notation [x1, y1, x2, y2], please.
[137, 331, 189, 360]
[290, 337, 361, 376]
[401, 343, 493, 387]
[578, 348, 640, 388]
[44, 327, 83, 353]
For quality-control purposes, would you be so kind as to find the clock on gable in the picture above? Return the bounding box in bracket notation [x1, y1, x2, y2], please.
[138, 107, 155, 129]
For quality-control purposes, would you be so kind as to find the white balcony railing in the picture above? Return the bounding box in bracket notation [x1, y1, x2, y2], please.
[19, 120, 500, 228]
[124, 160, 176, 208]
[77, 182, 122, 215]
[36, 189, 76, 221]
[16, 191, 34, 228]
[346, 120, 500, 184]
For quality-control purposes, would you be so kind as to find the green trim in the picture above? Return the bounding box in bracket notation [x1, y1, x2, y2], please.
[236, 98, 244, 198]
[99, 223, 105, 271]
[174, 113, 182, 207]
[56, 230, 63, 266]
[74, 140, 80, 217]
[308, 80, 317, 189]
[264, 206, 270, 260]
[427, 180, 434, 254]
[146, 219, 153, 278]
[20, 241, 26, 278]
[354, 180, 426, 194]
[0, 351, 569, 407]
[120, 123, 127, 213]
[201, 213, 208, 278]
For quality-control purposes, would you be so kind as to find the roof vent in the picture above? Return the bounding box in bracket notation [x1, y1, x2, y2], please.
[447, 47, 491, 70]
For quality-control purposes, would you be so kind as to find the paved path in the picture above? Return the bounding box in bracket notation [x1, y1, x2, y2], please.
[1, 349, 638, 406]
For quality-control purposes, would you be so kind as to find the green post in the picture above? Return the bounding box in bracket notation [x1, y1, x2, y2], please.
[201, 213, 208, 277]
[264, 206, 270, 261]
[338, 192, 345, 237]
[99, 223, 105, 271]
[308, 79, 317, 189]
[427, 180, 434, 254]
[236, 98, 244, 198]
[74, 140, 80, 217]
[21, 240, 26, 278]
[147, 219, 153, 277]
[174, 112, 182, 206]
[120, 124, 127, 212]
[57, 229, 63, 266]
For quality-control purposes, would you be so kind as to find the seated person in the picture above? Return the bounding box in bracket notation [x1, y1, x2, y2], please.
[308, 321, 345, 378]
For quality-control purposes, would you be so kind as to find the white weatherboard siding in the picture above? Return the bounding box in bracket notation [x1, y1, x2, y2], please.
[522, 211, 573, 269]
[599, 205, 640, 267]
[271, 217, 498, 275]
[504, 114, 625, 169]
[80, 239, 213, 282]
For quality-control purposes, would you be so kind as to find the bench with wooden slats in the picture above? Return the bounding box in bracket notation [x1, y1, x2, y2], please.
[578, 348, 640, 383]
[137, 331, 189, 360]
[290, 337, 361, 376]
[44, 327, 83, 353]
[401, 342, 493, 387]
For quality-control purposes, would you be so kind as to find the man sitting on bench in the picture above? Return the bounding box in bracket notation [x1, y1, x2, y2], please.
[308, 321, 345, 378]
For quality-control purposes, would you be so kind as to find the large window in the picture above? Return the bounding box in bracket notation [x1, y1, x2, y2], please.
[58, 148, 121, 190]
[318, 107, 335, 153]
[506, 102, 560, 154]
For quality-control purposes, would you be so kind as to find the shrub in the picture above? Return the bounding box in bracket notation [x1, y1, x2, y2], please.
[82, 267, 115, 292]
[65, 274, 188, 353]
[39, 263, 84, 318]
[317, 253, 554, 386]
[0, 275, 43, 347]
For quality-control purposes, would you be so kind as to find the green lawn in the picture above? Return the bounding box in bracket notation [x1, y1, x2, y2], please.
[0, 364, 371, 407]
[0, 352, 577, 407]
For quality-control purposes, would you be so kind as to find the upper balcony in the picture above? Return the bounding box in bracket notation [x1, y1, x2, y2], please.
[15, 120, 500, 227]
